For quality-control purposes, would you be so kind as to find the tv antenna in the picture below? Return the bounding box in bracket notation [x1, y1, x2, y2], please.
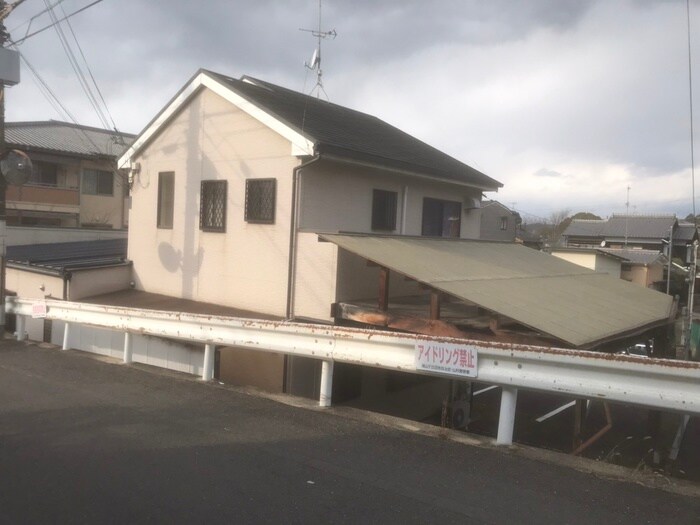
[299, 0, 336, 99]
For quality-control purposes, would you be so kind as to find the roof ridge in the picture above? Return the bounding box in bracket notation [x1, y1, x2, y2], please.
[7, 120, 135, 137]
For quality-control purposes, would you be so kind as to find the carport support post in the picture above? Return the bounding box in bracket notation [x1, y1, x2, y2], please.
[202, 343, 215, 381]
[62, 322, 71, 350]
[378, 266, 390, 311]
[319, 359, 334, 407]
[123, 332, 132, 364]
[15, 314, 25, 341]
[496, 386, 518, 446]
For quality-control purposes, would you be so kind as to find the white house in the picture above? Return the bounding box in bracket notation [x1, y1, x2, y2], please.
[119, 69, 502, 322]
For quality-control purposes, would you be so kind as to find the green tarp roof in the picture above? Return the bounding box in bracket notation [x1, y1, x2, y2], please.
[320, 234, 674, 348]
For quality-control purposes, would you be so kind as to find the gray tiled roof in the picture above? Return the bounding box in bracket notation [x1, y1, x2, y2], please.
[603, 214, 675, 239]
[204, 71, 501, 190]
[562, 219, 606, 237]
[676, 222, 699, 242]
[563, 215, 678, 241]
[598, 248, 665, 265]
[6, 121, 135, 158]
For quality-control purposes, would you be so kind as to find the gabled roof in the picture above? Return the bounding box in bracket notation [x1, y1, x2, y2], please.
[120, 69, 501, 190]
[7, 238, 128, 274]
[481, 200, 517, 215]
[676, 221, 699, 242]
[6, 121, 135, 159]
[320, 233, 674, 349]
[563, 214, 678, 242]
[604, 214, 676, 240]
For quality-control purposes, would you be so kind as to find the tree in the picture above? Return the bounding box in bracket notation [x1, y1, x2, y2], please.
[543, 209, 571, 246]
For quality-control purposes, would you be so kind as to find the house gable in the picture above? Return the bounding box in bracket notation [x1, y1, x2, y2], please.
[119, 70, 314, 168]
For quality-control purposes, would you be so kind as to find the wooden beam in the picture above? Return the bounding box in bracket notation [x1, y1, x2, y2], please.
[378, 266, 390, 311]
[430, 291, 441, 320]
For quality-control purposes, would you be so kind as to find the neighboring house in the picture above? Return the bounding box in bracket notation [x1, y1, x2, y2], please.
[551, 247, 666, 290]
[5, 121, 134, 229]
[5, 239, 131, 340]
[479, 200, 520, 241]
[550, 247, 624, 277]
[562, 214, 698, 260]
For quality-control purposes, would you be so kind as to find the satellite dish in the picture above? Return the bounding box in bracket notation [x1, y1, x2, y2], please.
[306, 48, 319, 70]
[600, 240, 606, 247]
[1, 149, 32, 186]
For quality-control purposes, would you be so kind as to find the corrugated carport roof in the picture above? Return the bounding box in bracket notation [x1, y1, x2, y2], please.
[320, 234, 674, 348]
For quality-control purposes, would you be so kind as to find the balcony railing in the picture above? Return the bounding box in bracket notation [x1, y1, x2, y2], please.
[6, 183, 80, 206]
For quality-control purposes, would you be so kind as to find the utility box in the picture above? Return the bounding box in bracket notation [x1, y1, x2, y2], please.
[0, 47, 20, 86]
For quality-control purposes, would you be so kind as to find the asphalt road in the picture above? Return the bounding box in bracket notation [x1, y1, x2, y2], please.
[1, 339, 699, 524]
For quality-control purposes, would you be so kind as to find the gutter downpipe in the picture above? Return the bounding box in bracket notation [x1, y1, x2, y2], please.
[62, 270, 72, 301]
[286, 154, 322, 320]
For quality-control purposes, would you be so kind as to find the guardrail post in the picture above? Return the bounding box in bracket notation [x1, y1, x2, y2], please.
[15, 314, 26, 341]
[123, 332, 132, 364]
[62, 322, 71, 351]
[202, 344, 215, 381]
[319, 359, 334, 407]
[496, 386, 518, 446]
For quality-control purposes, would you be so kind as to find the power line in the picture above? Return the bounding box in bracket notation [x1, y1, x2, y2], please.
[9, 0, 67, 36]
[42, 0, 111, 131]
[9, 0, 103, 46]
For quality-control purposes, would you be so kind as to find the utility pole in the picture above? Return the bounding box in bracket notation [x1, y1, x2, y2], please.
[0, 0, 26, 333]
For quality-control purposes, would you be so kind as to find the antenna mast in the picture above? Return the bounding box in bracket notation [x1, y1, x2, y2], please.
[625, 185, 630, 247]
[299, 0, 336, 99]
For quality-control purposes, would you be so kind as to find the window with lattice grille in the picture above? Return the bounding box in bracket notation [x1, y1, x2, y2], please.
[245, 178, 276, 224]
[200, 180, 227, 232]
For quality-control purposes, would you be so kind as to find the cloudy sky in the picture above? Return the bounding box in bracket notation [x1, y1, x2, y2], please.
[4, 0, 700, 221]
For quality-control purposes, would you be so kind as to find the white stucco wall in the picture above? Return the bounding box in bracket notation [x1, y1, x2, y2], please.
[5, 269, 63, 340]
[68, 266, 132, 300]
[128, 88, 298, 317]
[297, 161, 483, 239]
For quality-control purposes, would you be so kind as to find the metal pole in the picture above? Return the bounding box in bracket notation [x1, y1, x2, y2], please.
[496, 386, 518, 445]
[666, 225, 673, 295]
[202, 343, 215, 381]
[122, 331, 132, 364]
[14, 312, 24, 340]
[685, 241, 698, 359]
[319, 359, 334, 407]
[62, 322, 71, 350]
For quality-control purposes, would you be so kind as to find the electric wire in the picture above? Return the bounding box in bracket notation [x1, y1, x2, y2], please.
[9, 0, 67, 38]
[42, 0, 110, 131]
[57, 0, 120, 137]
[10, 0, 103, 46]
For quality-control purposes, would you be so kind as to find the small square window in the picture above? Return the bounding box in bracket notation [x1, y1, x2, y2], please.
[157, 172, 174, 229]
[372, 189, 398, 231]
[245, 178, 276, 224]
[200, 180, 227, 232]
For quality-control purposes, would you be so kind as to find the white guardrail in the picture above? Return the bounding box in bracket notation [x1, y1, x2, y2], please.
[6, 297, 700, 445]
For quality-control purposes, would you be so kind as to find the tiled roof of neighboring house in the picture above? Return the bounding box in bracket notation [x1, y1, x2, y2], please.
[598, 248, 666, 265]
[562, 219, 606, 237]
[6, 121, 135, 159]
[122, 69, 501, 190]
[603, 214, 676, 240]
[321, 233, 674, 349]
[563, 215, 678, 242]
[675, 221, 699, 242]
[481, 200, 516, 214]
[7, 238, 128, 274]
